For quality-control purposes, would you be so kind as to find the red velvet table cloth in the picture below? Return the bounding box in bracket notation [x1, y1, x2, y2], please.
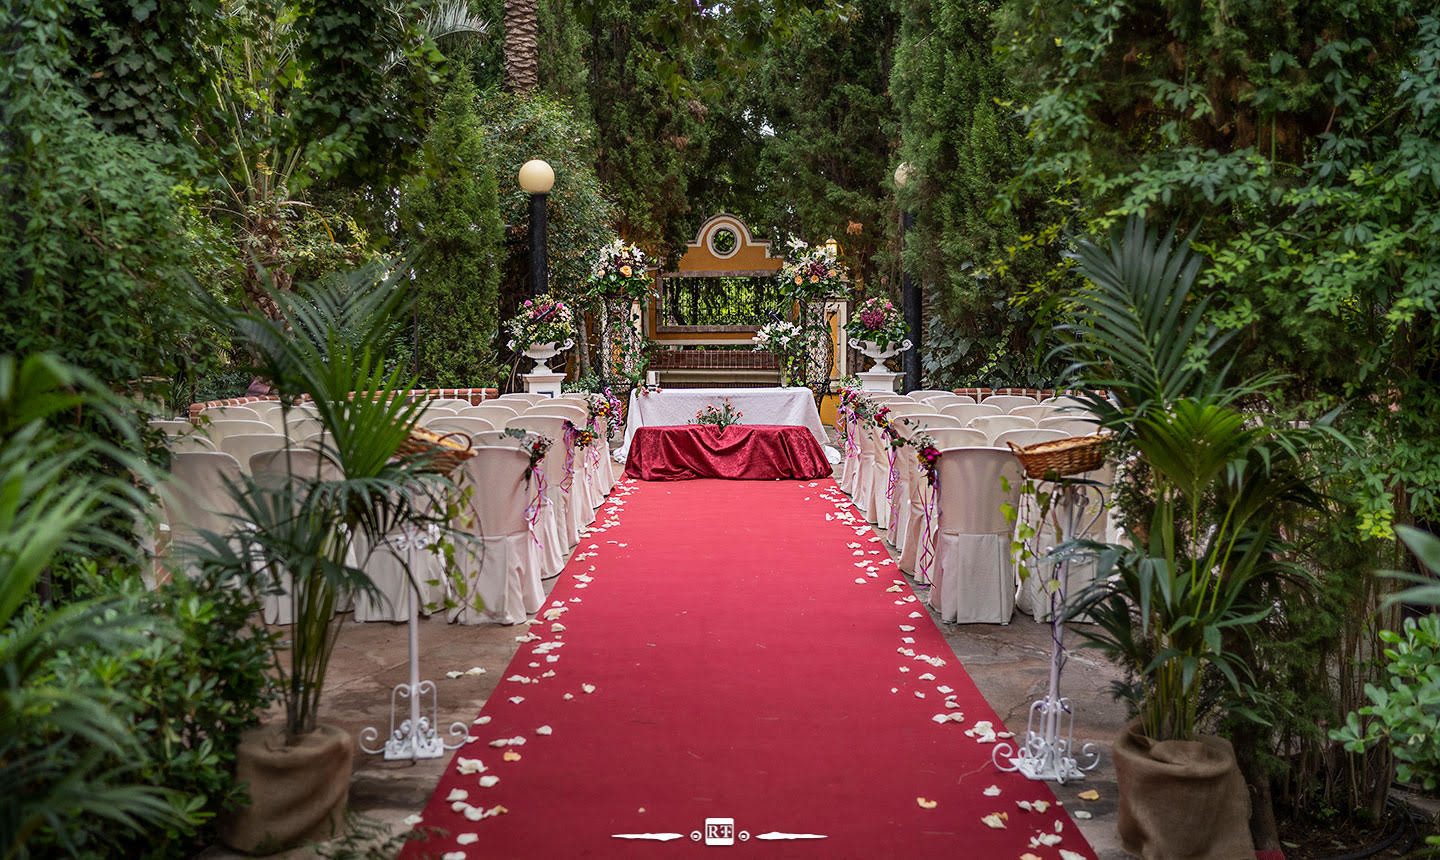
[622, 424, 832, 481]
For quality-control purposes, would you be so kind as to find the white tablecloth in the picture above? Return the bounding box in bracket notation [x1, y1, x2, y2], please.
[614, 387, 836, 463]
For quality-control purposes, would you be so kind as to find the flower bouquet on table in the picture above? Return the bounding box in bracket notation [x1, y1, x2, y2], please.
[844, 296, 909, 352]
[694, 398, 743, 430]
[589, 239, 654, 300]
[778, 238, 849, 300]
[505, 296, 575, 352]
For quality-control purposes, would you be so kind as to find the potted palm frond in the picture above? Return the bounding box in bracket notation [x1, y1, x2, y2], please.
[190, 265, 464, 852]
[1054, 217, 1341, 859]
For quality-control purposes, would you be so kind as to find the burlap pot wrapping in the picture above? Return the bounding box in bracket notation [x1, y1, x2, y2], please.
[219, 723, 353, 854]
[1113, 718, 1253, 860]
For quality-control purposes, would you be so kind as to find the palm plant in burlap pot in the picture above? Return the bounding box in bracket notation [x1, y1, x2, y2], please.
[1056, 217, 1339, 859]
[190, 267, 464, 852]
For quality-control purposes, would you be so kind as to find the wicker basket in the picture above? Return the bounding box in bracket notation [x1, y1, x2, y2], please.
[398, 427, 475, 473]
[1007, 434, 1108, 479]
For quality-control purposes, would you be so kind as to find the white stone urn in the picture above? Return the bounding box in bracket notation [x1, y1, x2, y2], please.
[849, 337, 912, 373]
[523, 338, 574, 374]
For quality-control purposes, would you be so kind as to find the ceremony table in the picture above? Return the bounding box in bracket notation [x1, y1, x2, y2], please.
[622, 424, 832, 481]
[614, 386, 833, 463]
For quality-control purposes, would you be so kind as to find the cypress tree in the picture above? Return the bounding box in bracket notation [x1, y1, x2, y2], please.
[401, 65, 505, 386]
[891, 0, 1060, 385]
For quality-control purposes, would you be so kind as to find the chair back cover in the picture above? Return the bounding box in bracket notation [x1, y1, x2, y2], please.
[939, 402, 1004, 424]
[1009, 404, 1060, 423]
[164, 451, 245, 537]
[970, 414, 1038, 443]
[935, 447, 1023, 535]
[992, 428, 1069, 450]
[457, 446, 534, 536]
[151, 418, 196, 435]
[164, 433, 217, 453]
[220, 433, 288, 474]
[924, 427, 987, 448]
[1038, 416, 1103, 436]
[527, 402, 589, 427]
[423, 398, 474, 412]
[505, 416, 570, 484]
[925, 394, 977, 409]
[495, 393, 545, 405]
[909, 390, 956, 402]
[202, 418, 276, 445]
[907, 414, 965, 430]
[459, 404, 521, 425]
[427, 416, 496, 438]
[982, 394, 1040, 412]
[200, 404, 263, 423]
[469, 429, 528, 448]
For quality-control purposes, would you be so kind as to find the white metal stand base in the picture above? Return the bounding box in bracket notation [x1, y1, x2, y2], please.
[359, 527, 467, 761]
[993, 482, 1102, 783]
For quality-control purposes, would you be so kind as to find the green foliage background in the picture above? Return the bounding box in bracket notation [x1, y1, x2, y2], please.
[402, 66, 505, 387]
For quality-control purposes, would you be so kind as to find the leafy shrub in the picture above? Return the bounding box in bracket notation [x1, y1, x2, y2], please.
[1333, 614, 1440, 793]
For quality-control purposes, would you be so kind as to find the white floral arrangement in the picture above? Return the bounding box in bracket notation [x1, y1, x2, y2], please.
[778, 237, 849, 300]
[589, 238, 654, 300]
[505, 297, 575, 352]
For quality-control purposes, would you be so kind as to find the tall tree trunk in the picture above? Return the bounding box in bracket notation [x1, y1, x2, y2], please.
[503, 0, 539, 94]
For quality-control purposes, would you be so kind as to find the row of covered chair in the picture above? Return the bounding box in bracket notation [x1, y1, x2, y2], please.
[837, 389, 1110, 625]
[155, 392, 615, 628]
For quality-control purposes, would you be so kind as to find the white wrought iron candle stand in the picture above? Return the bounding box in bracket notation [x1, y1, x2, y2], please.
[993, 478, 1104, 783]
[359, 525, 468, 761]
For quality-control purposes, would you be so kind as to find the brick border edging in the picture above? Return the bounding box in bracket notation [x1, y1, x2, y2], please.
[188, 388, 499, 420]
[952, 388, 1072, 399]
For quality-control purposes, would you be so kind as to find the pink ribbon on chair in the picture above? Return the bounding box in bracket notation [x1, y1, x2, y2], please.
[561, 421, 576, 495]
[917, 473, 937, 585]
[524, 465, 548, 547]
[885, 446, 899, 503]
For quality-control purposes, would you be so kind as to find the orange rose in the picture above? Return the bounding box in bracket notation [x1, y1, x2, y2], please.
[794, 275, 803, 285]
[620, 265, 633, 277]
[810, 275, 819, 283]
[827, 269, 837, 277]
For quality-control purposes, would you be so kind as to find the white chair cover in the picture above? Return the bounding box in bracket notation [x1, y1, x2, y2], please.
[506, 415, 586, 548]
[1010, 404, 1060, 423]
[982, 394, 1040, 412]
[427, 416, 497, 438]
[969, 414, 1038, 444]
[202, 418, 277, 446]
[909, 389, 956, 402]
[495, 393, 544, 406]
[220, 433, 288, 474]
[200, 404, 263, 422]
[909, 414, 965, 429]
[527, 403, 602, 512]
[939, 402, 1004, 423]
[992, 428, 1069, 450]
[165, 433, 217, 453]
[423, 398, 475, 412]
[447, 446, 546, 625]
[1039, 416, 1103, 436]
[925, 394, 977, 409]
[459, 404, 521, 426]
[929, 447, 1023, 624]
[150, 418, 193, 434]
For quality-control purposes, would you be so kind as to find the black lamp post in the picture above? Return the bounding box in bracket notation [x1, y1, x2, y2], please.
[895, 162, 921, 393]
[517, 159, 555, 297]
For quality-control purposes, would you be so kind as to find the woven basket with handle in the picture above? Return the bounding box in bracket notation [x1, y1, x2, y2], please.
[398, 427, 475, 474]
[1006, 434, 1108, 479]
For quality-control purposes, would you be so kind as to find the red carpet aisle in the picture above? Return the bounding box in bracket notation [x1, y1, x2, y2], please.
[402, 479, 1096, 859]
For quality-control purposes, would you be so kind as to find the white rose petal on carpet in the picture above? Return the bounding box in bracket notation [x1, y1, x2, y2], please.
[535, 725, 553, 735]
[479, 775, 500, 788]
[983, 785, 1001, 797]
[582, 683, 597, 694]
[457, 833, 479, 845]
[980, 812, 1007, 829]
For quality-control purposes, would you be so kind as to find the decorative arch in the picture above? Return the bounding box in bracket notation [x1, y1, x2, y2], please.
[673, 213, 783, 277]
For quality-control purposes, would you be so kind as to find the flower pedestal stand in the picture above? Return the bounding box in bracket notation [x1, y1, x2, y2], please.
[358, 526, 467, 761]
[992, 479, 1104, 783]
[523, 339, 573, 398]
[850, 337, 911, 392]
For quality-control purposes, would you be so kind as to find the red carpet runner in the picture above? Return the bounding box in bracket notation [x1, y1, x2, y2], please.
[403, 478, 1096, 859]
